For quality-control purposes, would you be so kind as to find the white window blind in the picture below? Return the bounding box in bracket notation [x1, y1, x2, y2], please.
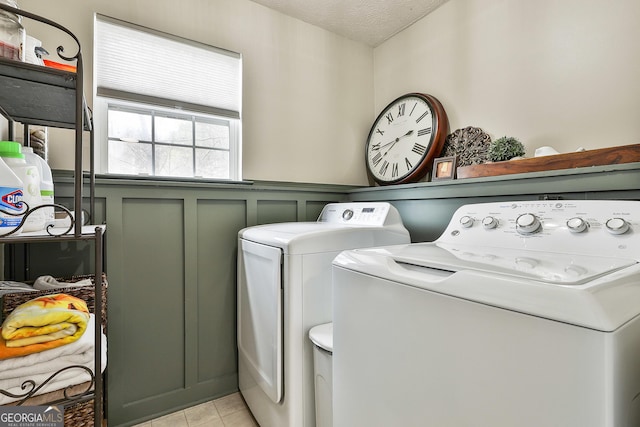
[95, 15, 241, 119]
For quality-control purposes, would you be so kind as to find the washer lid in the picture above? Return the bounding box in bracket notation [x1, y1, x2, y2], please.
[394, 242, 637, 286]
[333, 243, 640, 331]
[309, 322, 333, 352]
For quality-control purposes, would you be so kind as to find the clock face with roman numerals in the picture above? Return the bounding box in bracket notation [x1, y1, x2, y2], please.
[365, 93, 448, 185]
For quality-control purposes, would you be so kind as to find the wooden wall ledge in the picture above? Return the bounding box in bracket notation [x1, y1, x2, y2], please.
[457, 144, 640, 179]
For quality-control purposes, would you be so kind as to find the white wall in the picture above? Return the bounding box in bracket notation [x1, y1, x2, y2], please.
[14, 0, 639, 186]
[17, 0, 374, 186]
[374, 0, 640, 162]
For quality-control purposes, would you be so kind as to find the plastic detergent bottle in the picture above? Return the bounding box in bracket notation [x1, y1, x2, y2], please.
[22, 146, 54, 228]
[0, 152, 23, 235]
[0, 141, 44, 232]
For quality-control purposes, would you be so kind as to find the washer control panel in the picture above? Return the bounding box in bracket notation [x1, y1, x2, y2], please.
[440, 200, 640, 259]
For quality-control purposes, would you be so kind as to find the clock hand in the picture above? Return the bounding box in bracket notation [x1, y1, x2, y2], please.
[383, 130, 413, 148]
[381, 130, 414, 155]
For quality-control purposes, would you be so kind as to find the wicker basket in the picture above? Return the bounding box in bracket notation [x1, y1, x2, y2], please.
[1, 274, 107, 329]
[64, 398, 98, 427]
[0, 274, 108, 426]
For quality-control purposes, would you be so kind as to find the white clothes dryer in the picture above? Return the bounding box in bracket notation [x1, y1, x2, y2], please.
[237, 202, 410, 427]
[333, 200, 640, 427]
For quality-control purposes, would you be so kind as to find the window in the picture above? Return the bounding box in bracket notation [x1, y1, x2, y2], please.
[103, 101, 237, 179]
[94, 15, 242, 180]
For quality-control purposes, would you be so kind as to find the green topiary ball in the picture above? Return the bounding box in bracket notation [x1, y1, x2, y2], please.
[488, 136, 525, 162]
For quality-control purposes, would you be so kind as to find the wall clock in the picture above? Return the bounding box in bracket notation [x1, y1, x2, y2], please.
[365, 93, 448, 185]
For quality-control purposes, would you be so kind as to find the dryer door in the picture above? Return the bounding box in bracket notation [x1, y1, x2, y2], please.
[238, 239, 283, 403]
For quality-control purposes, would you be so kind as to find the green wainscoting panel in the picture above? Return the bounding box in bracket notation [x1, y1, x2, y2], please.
[195, 200, 246, 383]
[257, 200, 298, 224]
[120, 198, 186, 402]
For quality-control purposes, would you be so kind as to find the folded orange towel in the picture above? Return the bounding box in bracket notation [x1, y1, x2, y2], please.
[0, 294, 90, 360]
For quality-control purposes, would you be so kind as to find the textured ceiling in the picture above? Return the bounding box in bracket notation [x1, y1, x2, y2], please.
[249, 0, 450, 47]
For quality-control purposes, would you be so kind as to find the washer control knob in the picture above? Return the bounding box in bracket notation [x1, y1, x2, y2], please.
[605, 218, 629, 235]
[482, 216, 498, 229]
[459, 216, 474, 228]
[516, 213, 541, 235]
[567, 217, 588, 233]
[342, 209, 354, 221]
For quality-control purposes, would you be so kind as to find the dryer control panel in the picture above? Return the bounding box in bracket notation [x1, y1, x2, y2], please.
[318, 202, 403, 227]
[439, 200, 640, 260]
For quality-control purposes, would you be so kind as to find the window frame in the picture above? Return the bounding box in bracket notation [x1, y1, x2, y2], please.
[94, 96, 241, 181]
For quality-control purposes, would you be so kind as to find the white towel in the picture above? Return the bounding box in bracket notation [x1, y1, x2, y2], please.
[33, 275, 92, 290]
[0, 314, 107, 405]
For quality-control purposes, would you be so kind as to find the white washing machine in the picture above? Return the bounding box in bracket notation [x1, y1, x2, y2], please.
[332, 200, 640, 427]
[237, 202, 410, 427]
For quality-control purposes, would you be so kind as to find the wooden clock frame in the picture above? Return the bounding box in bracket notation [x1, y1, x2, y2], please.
[365, 93, 449, 185]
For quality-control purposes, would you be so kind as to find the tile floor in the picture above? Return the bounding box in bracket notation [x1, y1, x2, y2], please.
[132, 392, 258, 427]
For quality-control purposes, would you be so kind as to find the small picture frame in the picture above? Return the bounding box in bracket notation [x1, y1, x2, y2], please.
[432, 156, 457, 181]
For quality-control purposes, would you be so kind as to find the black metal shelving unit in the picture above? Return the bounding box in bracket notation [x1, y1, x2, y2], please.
[0, 3, 105, 426]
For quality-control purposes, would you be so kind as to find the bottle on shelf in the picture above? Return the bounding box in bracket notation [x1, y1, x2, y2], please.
[0, 141, 44, 232]
[22, 146, 54, 228]
[0, 0, 25, 62]
[0, 149, 23, 235]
